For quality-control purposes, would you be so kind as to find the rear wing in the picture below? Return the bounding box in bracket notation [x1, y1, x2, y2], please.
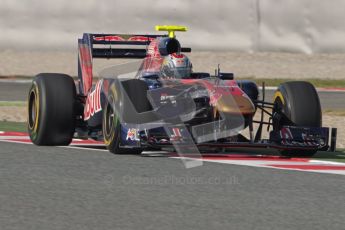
[78, 29, 191, 95]
[78, 33, 166, 94]
[80, 33, 191, 59]
[80, 33, 165, 59]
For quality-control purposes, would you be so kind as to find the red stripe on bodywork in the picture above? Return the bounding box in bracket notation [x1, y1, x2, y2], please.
[79, 44, 93, 94]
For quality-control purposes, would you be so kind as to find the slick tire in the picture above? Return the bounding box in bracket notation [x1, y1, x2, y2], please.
[273, 81, 322, 157]
[273, 81, 321, 127]
[27, 73, 76, 145]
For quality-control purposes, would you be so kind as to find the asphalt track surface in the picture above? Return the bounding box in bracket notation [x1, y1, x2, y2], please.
[0, 81, 344, 110]
[0, 141, 345, 230]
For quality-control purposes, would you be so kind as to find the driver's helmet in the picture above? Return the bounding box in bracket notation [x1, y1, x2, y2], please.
[161, 53, 192, 79]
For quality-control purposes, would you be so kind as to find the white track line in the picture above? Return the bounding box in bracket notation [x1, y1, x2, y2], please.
[310, 159, 345, 166]
[174, 157, 345, 176]
[62, 145, 108, 152]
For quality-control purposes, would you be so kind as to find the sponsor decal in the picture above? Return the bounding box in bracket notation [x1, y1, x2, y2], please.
[280, 127, 293, 145]
[84, 80, 103, 120]
[142, 39, 163, 72]
[93, 35, 124, 41]
[160, 93, 176, 104]
[128, 36, 155, 42]
[126, 128, 140, 141]
[146, 40, 160, 57]
[170, 127, 183, 142]
[301, 133, 318, 146]
[93, 35, 155, 42]
[279, 128, 320, 147]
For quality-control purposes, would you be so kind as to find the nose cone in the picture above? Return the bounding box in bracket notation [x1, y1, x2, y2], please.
[216, 94, 256, 115]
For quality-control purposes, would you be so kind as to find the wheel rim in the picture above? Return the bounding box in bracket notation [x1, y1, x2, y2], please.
[28, 88, 39, 130]
[106, 104, 113, 134]
[273, 96, 293, 130]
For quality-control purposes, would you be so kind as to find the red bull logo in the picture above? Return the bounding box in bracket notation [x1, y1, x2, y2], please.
[93, 35, 124, 41]
[128, 36, 155, 42]
[84, 80, 102, 120]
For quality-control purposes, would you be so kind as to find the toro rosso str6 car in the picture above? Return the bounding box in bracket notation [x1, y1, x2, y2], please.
[27, 25, 337, 157]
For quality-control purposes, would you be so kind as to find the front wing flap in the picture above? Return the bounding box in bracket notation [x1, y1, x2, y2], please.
[269, 126, 330, 150]
[143, 126, 334, 152]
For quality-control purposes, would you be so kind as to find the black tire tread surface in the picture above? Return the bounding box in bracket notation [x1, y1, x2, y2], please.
[277, 81, 322, 127]
[28, 73, 76, 145]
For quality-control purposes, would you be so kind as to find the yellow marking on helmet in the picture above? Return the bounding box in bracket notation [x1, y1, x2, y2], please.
[155, 25, 188, 38]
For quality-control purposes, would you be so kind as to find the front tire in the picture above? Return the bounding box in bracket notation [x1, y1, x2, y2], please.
[27, 73, 76, 145]
[273, 81, 321, 128]
[273, 81, 322, 157]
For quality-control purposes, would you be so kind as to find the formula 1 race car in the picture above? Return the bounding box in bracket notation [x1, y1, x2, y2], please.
[27, 25, 337, 157]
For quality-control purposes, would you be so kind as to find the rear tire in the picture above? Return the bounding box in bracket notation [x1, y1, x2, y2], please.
[273, 81, 322, 157]
[28, 73, 76, 145]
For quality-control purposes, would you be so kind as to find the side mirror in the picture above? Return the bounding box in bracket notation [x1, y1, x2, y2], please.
[190, 72, 211, 79]
[219, 72, 234, 80]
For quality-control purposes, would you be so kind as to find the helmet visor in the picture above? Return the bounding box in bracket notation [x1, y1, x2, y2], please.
[162, 66, 191, 79]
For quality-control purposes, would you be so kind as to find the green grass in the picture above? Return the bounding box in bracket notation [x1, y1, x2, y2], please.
[238, 77, 345, 88]
[0, 101, 26, 106]
[312, 149, 345, 163]
[0, 121, 27, 132]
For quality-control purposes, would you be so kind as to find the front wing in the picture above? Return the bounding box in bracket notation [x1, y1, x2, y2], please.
[142, 126, 336, 153]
